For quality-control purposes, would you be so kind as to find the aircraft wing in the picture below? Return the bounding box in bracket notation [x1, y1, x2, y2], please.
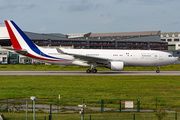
[56, 48, 109, 64]
[3, 47, 28, 55]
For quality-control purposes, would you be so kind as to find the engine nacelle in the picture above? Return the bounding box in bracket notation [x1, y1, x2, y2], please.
[108, 61, 124, 71]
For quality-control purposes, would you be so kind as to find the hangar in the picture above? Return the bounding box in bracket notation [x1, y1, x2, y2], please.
[67, 31, 167, 50]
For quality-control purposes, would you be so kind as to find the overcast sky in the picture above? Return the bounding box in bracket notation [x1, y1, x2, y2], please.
[0, 0, 180, 34]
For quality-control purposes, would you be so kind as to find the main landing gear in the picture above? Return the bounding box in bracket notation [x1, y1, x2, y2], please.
[156, 66, 160, 73]
[86, 69, 97, 73]
[86, 63, 97, 73]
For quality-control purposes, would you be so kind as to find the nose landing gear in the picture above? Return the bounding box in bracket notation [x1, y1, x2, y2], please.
[156, 66, 160, 73]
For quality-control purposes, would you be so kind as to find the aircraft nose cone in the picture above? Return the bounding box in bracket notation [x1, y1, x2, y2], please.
[175, 57, 178, 61]
[174, 57, 178, 63]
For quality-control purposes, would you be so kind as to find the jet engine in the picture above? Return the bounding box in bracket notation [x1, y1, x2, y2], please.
[107, 61, 124, 71]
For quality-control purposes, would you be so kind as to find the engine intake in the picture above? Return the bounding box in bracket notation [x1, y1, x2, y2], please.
[108, 61, 124, 71]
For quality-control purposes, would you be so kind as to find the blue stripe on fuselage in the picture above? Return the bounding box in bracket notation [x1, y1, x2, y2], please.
[11, 21, 68, 60]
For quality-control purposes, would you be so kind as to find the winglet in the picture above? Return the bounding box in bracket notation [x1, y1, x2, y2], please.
[56, 48, 66, 54]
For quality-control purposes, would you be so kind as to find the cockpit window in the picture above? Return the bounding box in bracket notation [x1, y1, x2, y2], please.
[168, 55, 173, 57]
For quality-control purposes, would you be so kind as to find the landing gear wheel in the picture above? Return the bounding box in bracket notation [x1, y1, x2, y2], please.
[92, 69, 97, 73]
[86, 69, 91, 73]
[156, 66, 160, 73]
[156, 70, 160, 73]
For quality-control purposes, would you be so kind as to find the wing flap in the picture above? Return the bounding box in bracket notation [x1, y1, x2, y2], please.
[56, 48, 109, 64]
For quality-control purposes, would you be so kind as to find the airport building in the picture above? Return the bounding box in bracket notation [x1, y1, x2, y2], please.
[66, 31, 168, 50]
[160, 32, 180, 59]
[161, 32, 180, 50]
[1, 26, 179, 64]
[0, 26, 167, 50]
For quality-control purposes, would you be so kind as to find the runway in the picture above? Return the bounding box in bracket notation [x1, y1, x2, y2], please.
[0, 71, 180, 75]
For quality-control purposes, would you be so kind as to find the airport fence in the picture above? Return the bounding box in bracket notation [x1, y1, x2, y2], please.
[1, 97, 180, 119]
[1, 113, 180, 120]
[86, 113, 180, 120]
[1, 97, 180, 113]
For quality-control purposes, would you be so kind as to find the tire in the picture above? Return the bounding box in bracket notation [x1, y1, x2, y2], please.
[92, 69, 97, 73]
[86, 69, 91, 73]
[156, 70, 160, 73]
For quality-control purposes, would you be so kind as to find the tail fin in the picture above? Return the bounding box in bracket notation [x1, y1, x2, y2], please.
[4, 20, 68, 61]
[4, 20, 44, 55]
[5, 20, 37, 50]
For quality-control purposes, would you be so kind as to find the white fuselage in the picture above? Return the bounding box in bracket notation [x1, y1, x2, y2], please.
[40, 48, 177, 67]
[4, 20, 178, 70]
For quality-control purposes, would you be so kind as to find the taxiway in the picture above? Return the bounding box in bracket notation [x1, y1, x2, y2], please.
[0, 71, 179, 75]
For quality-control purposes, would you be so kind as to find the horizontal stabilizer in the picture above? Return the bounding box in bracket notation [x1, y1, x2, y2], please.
[3, 47, 27, 55]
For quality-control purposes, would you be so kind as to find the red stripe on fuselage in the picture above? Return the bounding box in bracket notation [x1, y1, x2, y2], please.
[26, 53, 69, 62]
[5, 21, 22, 50]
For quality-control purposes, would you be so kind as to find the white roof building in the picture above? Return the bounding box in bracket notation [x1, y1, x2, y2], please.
[161, 32, 180, 50]
[0, 26, 9, 39]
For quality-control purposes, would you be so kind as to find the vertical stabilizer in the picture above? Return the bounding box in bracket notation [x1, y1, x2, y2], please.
[5, 20, 37, 50]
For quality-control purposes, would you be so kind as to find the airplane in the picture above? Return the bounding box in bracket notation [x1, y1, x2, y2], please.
[4, 20, 178, 73]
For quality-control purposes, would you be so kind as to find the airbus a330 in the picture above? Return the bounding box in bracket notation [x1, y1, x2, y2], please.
[4, 20, 178, 73]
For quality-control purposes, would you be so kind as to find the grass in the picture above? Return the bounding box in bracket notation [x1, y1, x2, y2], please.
[0, 76, 180, 99]
[0, 75, 180, 110]
[1, 112, 180, 120]
[0, 64, 180, 71]
[0, 64, 180, 119]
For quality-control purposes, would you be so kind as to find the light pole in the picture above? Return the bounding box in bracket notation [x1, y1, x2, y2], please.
[30, 96, 36, 120]
[26, 99, 28, 120]
[78, 104, 86, 120]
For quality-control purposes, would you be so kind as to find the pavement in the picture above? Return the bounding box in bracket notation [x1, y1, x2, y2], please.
[0, 71, 180, 75]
